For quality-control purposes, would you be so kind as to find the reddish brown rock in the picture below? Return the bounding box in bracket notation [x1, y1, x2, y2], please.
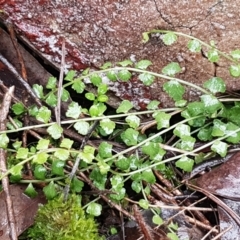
[0, 1, 240, 109]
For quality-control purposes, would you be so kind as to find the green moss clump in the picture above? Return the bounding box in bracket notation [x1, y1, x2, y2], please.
[28, 194, 104, 240]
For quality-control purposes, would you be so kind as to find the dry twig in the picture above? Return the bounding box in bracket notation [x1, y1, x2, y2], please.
[8, 25, 28, 81]
[0, 86, 18, 240]
[0, 54, 42, 107]
[187, 183, 240, 226]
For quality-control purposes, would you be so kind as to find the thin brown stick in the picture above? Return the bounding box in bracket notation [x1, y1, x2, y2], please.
[133, 204, 153, 240]
[139, 120, 156, 134]
[8, 25, 28, 81]
[201, 226, 218, 240]
[79, 171, 135, 221]
[0, 54, 42, 107]
[152, 170, 210, 225]
[187, 183, 240, 226]
[63, 120, 99, 201]
[211, 225, 232, 240]
[186, 216, 219, 233]
[153, 170, 182, 195]
[153, 201, 216, 212]
[0, 80, 23, 104]
[0, 86, 18, 240]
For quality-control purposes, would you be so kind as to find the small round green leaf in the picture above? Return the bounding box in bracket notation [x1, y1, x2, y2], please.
[47, 123, 63, 139]
[110, 175, 124, 189]
[34, 165, 47, 180]
[100, 119, 116, 135]
[89, 168, 107, 190]
[0, 133, 9, 149]
[162, 62, 181, 76]
[186, 102, 204, 116]
[97, 83, 108, 95]
[173, 124, 191, 138]
[54, 149, 69, 161]
[36, 106, 51, 123]
[163, 80, 185, 101]
[116, 100, 133, 113]
[66, 102, 82, 119]
[131, 181, 141, 193]
[167, 232, 179, 240]
[33, 84, 44, 99]
[89, 103, 107, 117]
[74, 121, 90, 135]
[100, 62, 112, 69]
[153, 112, 171, 129]
[110, 187, 126, 201]
[142, 32, 150, 43]
[115, 156, 130, 171]
[60, 138, 73, 149]
[12, 103, 25, 115]
[46, 76, 57, 89]
[85, 92, 95, 101]
[175, 156, 194, 172]
[141, 169, 156, 184]
[86, 202, 102, 216]
[98, 141, 112, 159]
[139, 199, 149, 209]
[162, 32, 177, 45]
[118, 69, 131, 81]
[212, 119, 226, 137]
[72, 79, 85, 93]
[9, 165, 23, 176]
[226, 122, 240, 144]
[147, 100, 160, 110]
[97, 94, 108, 102]
[135, 60, 152, 70]
[24, 183, 38, 198]
[197, 127, 213, 141]
[200, 94, 223, 114]
[45, 92, 57, 107]
[117, 60, 133, 67]
[230, 49, 240, 60]
[79, 145, 95, 163]
[138, 72, 155, 86]
[61, 89, 70, 102]
[90, 73, 102, 86]
[106, 70, 118, 81]
[36, 139, 50, 150]
[43, 181, 57, 200]
[16, 147, 29, 159]
[152, 215, 163, 225]
[121, 128, 139, 146]
[177, 136, 196, 151]
[51, 160, 65, 176]
[211, 140, 228, 157]
[33, 152, 49, 164]
[230, 64, 240, 77]
[64, 70, 76, 81]
[125, 115, 140, 129]
[71, 176, 84, 193]
[207, 49, 219, 62]
[203, 77, 226, 94]
[187, 39, 201, 52]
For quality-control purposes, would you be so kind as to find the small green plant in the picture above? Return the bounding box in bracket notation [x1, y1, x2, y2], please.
[1, 29, 240, 238]
[28, 194, 104, 240]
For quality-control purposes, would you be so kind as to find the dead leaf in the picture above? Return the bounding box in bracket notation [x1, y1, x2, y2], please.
[196, 152, 240, 238]
[218, 199, 240, 240]
[196, 152, 240, 200]
[0, 184, 46, 239]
